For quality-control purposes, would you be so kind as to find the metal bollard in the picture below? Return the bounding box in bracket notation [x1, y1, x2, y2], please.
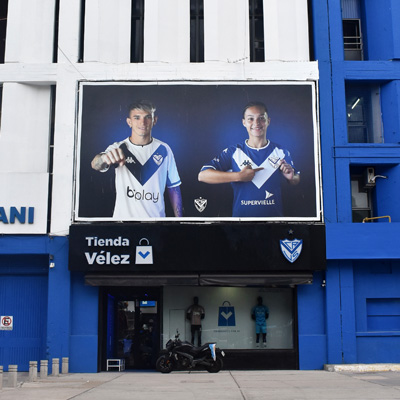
[61, 357, 69, 374]
[52, 358, 59, 377]
[29, 361, 38, 382]
[40, 360, 48, 379]
[8, 365, 18, 388]
[0, 365, 3, 390]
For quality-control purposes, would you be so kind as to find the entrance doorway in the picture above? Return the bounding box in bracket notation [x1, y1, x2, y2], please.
[99, 287, 161, 370]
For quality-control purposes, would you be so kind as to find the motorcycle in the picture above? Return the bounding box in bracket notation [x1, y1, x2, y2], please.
[156, 332, 225, 373]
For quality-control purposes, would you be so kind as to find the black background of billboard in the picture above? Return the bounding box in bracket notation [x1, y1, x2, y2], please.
[77, 84, 318, 219]
[69, 223, 326, 272]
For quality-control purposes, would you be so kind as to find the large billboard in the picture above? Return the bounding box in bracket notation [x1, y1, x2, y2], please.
[74, 82, 321, 221]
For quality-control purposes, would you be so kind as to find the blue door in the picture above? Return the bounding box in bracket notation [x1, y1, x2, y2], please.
[0, 273, 48, 371]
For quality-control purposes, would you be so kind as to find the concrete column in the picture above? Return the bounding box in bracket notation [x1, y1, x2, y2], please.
[8, 365, 17, 388]
[29, 361, 38, 382]
[5, 0, 56, 62]
[204, 0, 249, 62]
[263, 0, 310, 61]
[84, 0, 131, 62]
[62, 358, 69, 374]
[40, 360, 48, 379]
[57, 0, 82, 63]
[0, 366, 3, 389]
[144, 0, 190, 62]
[52, 358, 60, 376]
[0, 83, 52, 173]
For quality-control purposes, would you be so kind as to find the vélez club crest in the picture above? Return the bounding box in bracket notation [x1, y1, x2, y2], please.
[280, 238, 303, 263]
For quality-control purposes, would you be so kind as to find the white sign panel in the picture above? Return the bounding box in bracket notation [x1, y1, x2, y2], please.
[0, 173, 49, 234]
[1, 316, 13, 331]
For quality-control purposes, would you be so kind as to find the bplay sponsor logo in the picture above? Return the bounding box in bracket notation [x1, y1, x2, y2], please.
[126, 186, 159, 203]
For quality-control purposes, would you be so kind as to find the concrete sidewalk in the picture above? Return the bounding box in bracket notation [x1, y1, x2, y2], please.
[1, 369, 400, 400]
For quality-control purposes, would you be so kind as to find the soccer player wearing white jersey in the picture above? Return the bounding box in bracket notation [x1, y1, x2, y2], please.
[91, 100, 183, 219]
[198, 101, 300, 217]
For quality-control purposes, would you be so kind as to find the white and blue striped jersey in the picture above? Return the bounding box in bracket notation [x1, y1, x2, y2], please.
[104, 137, 181, 219]
[200, 140, 295, 217]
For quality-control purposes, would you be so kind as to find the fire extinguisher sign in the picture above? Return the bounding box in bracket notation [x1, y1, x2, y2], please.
[0, 316, 13, 331]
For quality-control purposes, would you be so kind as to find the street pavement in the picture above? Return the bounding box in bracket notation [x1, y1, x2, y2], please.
[1, 368, 400, 400]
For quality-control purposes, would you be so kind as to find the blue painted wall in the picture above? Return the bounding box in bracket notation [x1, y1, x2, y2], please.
[0, 255, 48, 371]
[297, 271, 327, 369]
[69, 272, 99, 372]
[0, 236, 71, 372]
[311, 0, 400, 367]
[353, 261, 400, 363]
[362, 0, 395, 60]
[46, 237, 71, 374]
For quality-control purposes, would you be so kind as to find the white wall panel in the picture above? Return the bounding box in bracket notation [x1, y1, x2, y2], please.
[84, 0, 131, 63]
[0, 0, 317, 235]
[5, 0, 56, 63]
[58, 0, 82, 63]
[0, 83, 51, 173]
[264, 0, 310, 61]
[0, 173, 49, 234]
[204, 0, 249, 62]
[49, 75, 78, 235]
[144, 0, 190, 62]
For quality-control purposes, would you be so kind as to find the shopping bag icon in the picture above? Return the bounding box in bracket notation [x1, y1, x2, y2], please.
[135, 238, 153, 264]
[218, 301, 236, 326]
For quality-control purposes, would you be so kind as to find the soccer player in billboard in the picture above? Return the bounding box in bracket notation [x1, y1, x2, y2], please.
[198, 101, 300, 217]
[91, 100, 183, 219]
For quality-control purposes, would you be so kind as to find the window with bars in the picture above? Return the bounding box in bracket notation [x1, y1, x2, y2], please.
[343, 19, 363, 60]
[131, 0, 144, 63]
[190, 0, 204, 62]
[341, 0, 363, 60]
[249, 0, 264, 62]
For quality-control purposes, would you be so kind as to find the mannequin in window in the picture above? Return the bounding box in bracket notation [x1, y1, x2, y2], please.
[186, 296, 205, 346]
[251, 296, 269, 348]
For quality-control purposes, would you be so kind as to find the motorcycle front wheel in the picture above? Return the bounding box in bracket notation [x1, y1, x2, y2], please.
[205, 356, 223, 373]
[156, 355, 173, 373]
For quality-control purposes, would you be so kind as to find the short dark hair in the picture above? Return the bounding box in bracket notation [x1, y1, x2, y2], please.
[242, 101, 269, 118]
[127, 100, 156, 116]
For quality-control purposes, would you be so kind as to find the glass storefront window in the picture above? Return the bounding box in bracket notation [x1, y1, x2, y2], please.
[162, 286, 294, 350]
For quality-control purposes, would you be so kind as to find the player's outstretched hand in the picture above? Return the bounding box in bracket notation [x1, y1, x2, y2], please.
[102, 147, 126, 167]
[238, 165, 263, 182]
[91, 147, 126, 171]
[279, 159, 294, 180]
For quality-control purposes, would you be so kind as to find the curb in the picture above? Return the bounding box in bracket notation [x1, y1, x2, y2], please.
[324, 363, 400, 373]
